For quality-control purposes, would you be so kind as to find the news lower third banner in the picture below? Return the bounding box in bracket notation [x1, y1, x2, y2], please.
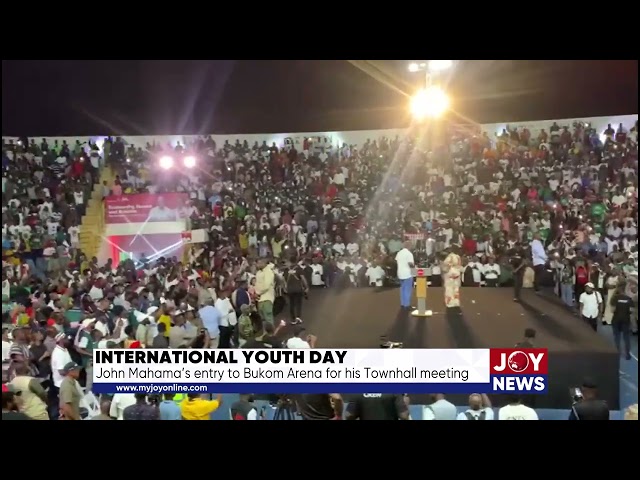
[91, 348, 548, 395]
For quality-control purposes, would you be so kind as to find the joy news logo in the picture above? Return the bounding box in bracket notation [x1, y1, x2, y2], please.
[489, 349, 548, 394]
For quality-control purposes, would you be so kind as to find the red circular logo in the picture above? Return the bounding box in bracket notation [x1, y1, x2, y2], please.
[507, 351, 529, 373]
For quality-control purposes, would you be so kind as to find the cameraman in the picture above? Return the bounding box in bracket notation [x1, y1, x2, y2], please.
[569, 379, 610, 420]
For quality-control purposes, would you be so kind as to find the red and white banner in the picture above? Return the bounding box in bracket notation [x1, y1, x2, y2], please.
[181, 229, 209, 244]
[104, 193, 190, 224]
[404, 233, 426, 242]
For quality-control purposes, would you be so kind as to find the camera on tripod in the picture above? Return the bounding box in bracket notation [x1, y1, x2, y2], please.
[271, 394, 297, 420]
[380, 335, 404, 348]
[569, 387, 584, 404]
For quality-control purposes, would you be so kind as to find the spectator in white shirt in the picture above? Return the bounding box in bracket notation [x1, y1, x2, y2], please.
[285, 326, 316, 349]
[578, 282, 603, 331]
[395, 241, 415, 309]
[215, 289, 237, 348]
[110, 393, 137, 420]
[365, 263, 386, 287]
[498, 396, 539, 420]
[51, 334, 72, 389]
[310, 261, 324, 287]
[346, 242, 359, 256]
[2, 328, 12, 362]
[482, 259, 501, 287]
[332, 239, 346, 256]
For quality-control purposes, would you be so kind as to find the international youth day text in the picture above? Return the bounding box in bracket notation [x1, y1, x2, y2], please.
[93, 350, 470, 382]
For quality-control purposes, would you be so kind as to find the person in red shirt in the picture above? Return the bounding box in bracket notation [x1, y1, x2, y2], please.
[326, 184, 338, 200]
[462, 235, 477, 256]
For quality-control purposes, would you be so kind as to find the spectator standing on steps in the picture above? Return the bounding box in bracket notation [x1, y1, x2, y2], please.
[609, 283, 633, 360]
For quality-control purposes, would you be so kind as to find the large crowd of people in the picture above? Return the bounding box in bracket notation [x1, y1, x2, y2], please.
[2, 116, 638, 420]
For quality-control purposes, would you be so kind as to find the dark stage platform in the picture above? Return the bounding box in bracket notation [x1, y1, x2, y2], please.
[286, 287, 620, 410]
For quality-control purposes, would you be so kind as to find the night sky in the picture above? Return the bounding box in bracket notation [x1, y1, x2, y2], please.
[1, 60, 637, 137]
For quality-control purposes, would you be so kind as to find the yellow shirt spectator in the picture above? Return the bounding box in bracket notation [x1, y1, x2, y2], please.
[181, 395, 221, 420]
[158, 314, 171, 337]
[238, 233, 248, 250]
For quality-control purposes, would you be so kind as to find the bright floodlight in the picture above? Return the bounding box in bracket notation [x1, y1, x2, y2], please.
[159, 155, 174, 170]
[183, 156, 196, 168]
[410, 86, 450, 120]
[408, 62, 427, 73]
[428, 60, 453, 72]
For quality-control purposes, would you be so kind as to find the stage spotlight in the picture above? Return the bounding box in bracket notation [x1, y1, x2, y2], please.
[428, 60, 453, 72]
[410, 86, 450, 120]
[159, 156, 174, 170]
[183, 156, 196, 168]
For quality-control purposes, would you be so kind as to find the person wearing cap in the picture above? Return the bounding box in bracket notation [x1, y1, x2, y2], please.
[75, 318, 98, 392]
[46, 331, 72, 420]
[2, 383, 31, 420]
[568, 379, 610, 420]
[578, 282, 603, 331]
[59, 361, 82, 420]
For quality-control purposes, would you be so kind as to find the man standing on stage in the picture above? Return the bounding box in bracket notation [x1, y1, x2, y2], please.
[395, 241, 415, 309]
[530, 233, 547, 293]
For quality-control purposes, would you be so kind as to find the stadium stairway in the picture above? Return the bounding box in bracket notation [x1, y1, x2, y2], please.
[79, 167, 114, 259]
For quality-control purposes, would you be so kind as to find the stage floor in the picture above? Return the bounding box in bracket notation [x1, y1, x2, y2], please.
[280, 287, 620, 410]
[292, 287, 615, 351]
